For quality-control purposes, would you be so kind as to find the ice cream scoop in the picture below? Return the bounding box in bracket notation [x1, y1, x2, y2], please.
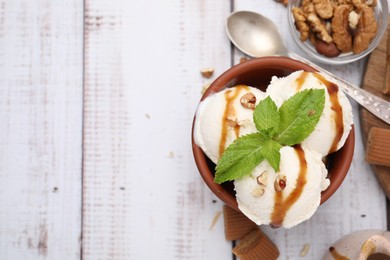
[266, 70, 353, 156]
[194, 86, 266, 164]
[234, 145, 329, 228]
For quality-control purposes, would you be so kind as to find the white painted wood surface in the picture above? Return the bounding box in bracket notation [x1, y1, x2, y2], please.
[0, 0, 83, 259]
[0, 0, 388, 259]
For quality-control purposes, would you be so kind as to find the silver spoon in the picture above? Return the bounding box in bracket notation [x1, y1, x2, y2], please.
[227, 10, 390, 125]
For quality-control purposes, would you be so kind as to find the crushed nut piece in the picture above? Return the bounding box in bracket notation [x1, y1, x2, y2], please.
[332, 5, 353, 52]
[353, 4, 377, 54]
[300, 244, 311, 256]
[275, 0, 289, 6]
[348, 10, 360, 30]
[313, 0, 334, 19]
[256, 171, 269, 186]
[292, 7, 310, 41]
[274, 175, 287, 192]
[307, 13, 333, 44]
[251, 186, 265, 197]
[240, 57, 248, 63]
[240, 92, 257, 109]
[226, 116, 238, 127]
[200, 68, 214, 78]
[201, 82, 211, 95]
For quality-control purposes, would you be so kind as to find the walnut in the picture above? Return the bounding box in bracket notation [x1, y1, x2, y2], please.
[307, 13, 333, 43]
[226, 116, 238, 127]
[313, 0, 334, 19]
[352, 4, 377, 54]
[292, 7, 310, 41]
[302, 0, 316, 13]
[332, 5, 353, 52]
[337, 0, 352, 4]
[240, 92, 256, 109]
[353, 0, 377, 7]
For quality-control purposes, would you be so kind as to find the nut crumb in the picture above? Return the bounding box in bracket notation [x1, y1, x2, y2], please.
[209, 211, 222, 231]
[251, 186, 265, 197]
[240, 92, 257, 109]
[300, 244, 310, 256]
[200, 68, 214, 78]
[256, 171, 269, 186]
[274, 175, 287, 192]
[240, 57, 248, 63]
[275, 0, 289, 7]
[201, 82, 211, 95]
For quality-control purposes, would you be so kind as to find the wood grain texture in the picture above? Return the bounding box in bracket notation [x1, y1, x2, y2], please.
[83, 0, 232, 259]
[0, 0, 83, 259]
[360, 18, 390, 199]
[232, 1, 386, 259]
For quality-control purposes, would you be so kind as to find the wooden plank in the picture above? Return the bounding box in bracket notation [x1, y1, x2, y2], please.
[83, 0, 232, 259]
[0, 0, 83, 259]
[232, 1, 387, 258]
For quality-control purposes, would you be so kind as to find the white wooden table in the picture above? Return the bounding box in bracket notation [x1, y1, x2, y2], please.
[0, 0, 388, 259]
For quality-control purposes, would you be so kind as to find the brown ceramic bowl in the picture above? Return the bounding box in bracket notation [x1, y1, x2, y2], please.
[192, 56, 355, 211]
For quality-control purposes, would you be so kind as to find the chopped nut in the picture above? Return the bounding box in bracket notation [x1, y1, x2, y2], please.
[239, 57, 248, 63]
[256, 171, 269, 186]
[348, 10, 360, 30]
[292, 7, 310, 41]
[332, 5, 353, 52]
[313, 0, 334, 19]
[275, 0, 289, 6]
[226, 115, 238, 127]
[274, 175, 287, 192]
[201, 82, 211, 95]
[307, 13, 333, 44]
[200, 68, 214, 78]
[251, 186, 265, 197]
[353, 0, 377, 7]
[352, 4, 377, 54]
[240, 92, 257, 109]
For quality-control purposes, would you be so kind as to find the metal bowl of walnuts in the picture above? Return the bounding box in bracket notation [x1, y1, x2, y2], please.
[288, 0, 388, 65]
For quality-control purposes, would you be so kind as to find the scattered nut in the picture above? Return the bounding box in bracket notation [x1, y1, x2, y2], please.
[300, 244, 311, 256]
[251, 186, 265, 197]
[226, 115, 238, 127]
[200, 68, 214, 78]
[201, 82, 211, 95]
[307, 13, 333, 44]
[256, 171, 269, 186]
[239, 57, 248, 63]
[313, 0, 334, 19]
[274, 175, 287, 192]
[240, 92, 257, 109]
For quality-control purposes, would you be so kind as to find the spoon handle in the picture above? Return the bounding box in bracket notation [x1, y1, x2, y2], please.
[289, 52, 390, 125]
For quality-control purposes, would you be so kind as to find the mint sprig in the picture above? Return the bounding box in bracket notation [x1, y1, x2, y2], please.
[214, 89, 325, 184]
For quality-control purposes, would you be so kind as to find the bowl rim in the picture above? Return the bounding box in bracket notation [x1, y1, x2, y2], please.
[191, 56, 355, 211]
[287, 0, 389, 65]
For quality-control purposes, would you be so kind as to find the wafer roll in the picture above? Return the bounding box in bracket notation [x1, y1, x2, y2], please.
[223, 205, 257, 240]
[232, 228, 280, 260]
[366, 127, 390, 167]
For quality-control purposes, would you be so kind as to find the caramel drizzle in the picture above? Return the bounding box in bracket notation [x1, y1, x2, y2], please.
[313, 73, 344, 154]
[329, 247, 350, 260]
[219, 86, 249, 156]
[295, 71, 309, 91]
[270, 145, 307, 227]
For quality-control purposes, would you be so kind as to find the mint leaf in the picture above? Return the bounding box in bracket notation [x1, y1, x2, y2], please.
[215, 133, 267, 184]
[275, 89, 325, 146]
[253, 96, 280, 137]
[260, 139, 282, 171]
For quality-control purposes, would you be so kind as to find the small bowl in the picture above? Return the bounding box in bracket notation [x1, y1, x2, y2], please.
[287, 0, 388, 65]
[192, 57, 355, 211]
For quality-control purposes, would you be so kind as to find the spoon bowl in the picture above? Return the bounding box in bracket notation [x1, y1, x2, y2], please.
[226, 10, 390, 125]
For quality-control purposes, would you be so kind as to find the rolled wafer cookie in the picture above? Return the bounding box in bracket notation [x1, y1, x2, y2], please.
[223, 205, 257, 240]
[365, 127, 390, 167]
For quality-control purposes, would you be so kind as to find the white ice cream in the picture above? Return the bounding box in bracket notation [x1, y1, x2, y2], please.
[194, 86, 266, 164]
[266, 70, 353, 156]
[234, 145, 330, 228]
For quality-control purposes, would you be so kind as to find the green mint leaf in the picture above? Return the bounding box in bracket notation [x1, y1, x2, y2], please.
[253, 96, 280, 137]
[260, 139, 282, 171]
[215, 133, 268, 184]
[275, 89, 325, 146]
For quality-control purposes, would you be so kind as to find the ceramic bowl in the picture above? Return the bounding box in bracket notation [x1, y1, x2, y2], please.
[191, 57, 355, 211]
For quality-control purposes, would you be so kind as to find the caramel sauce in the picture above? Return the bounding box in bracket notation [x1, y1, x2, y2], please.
[329, 247, 350, 260]
[219, 86, 249, 156]
[270, 145, 307, 227]
[295, 71, 309, 91]
[313, 73, 344, 154]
